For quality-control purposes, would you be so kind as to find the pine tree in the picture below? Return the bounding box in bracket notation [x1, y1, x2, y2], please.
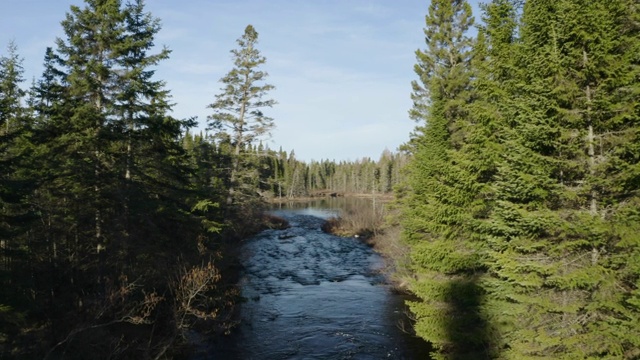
[207, 24, 276, 206]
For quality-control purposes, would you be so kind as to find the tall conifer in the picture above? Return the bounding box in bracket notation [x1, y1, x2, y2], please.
[26, 2, 205, 354]
[0, 42, 31, 342]
[473, 0, 640, 356]
[400, 1, 499, 358]
[207, 25, 276, 206]
[0, 42, 27, 240]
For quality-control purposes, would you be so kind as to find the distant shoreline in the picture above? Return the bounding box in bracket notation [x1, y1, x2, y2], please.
[266, 192, 394, 204]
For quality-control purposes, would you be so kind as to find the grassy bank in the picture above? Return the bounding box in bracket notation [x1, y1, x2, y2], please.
[319, 200, 412, 292]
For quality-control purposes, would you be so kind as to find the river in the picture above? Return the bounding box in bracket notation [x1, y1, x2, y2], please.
[196, 199, 430, 359]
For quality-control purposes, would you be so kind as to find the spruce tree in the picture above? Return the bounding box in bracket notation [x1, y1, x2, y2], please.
[473, 0, 640, 357]
[0, 42, 26, 134]
[398, 0, 640, 357]
[400, 1, 499, 358]
[461, 0, 524, 356]
[113, 0, 196, 260]
[207, 24, 276, 206]
[22, 1, 208, 355]
[52, 0, 129, 267]
[0, 41, 31, 345]
[0, 41, 27, 239]
[47, 0, 196, 267]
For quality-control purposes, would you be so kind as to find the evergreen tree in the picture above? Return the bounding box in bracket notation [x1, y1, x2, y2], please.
[15, 1, 211, 356]
[0, 41, 31, 346]
[30, 47, 67, 127]
[45, 0, 196, 269]
[461, 0, 640, 357]
[399, 1, 497, 358]
[207, 24, 276, 206]
[25, 51, 87, 331]
[113, 0, 197, 262]
[0, 41, 28, 240]
[0, 42, 26, 134]
[461, 0, 523, 356]
[51, 0, 130, 266]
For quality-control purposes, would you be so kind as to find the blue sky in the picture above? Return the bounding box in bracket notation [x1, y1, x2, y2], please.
[1, 0, 481, 162]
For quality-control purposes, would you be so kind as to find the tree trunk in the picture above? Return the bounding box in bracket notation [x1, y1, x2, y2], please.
[227, 75, 250, 205]
[584, 49, 597, 217]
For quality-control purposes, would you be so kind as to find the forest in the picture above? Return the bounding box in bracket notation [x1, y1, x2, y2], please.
[401, 0, 640, 358]
[1, 0, 640, 359]
[0, 0, 405, 358]
[181, 133, 408, 200]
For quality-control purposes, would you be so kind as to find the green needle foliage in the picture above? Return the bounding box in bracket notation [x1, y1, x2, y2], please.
[1, 1, 231, 357]
[401, 0, 499, 358]
[402, 0, 640, 358]
[485, 0, 640, 357]
[0, 41, 28, 240]
[207, 25, 276, 207]
[0, 41, 32, 347]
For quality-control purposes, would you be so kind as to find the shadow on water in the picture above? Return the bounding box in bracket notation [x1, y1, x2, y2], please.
[271, 199, 501, 359]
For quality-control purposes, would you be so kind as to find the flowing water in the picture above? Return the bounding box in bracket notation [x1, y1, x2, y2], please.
[198, 199, 430, 359]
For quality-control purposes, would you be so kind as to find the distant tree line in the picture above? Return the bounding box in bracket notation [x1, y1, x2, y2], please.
[401, 0, 640, 359]
[183, 134, 410, 200]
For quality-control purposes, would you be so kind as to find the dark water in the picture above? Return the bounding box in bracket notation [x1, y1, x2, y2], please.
[198, 201, 429, 359]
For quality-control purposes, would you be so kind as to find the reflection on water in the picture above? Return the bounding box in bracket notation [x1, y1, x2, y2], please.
[271, 196, 383, 217]
[271, 207, 340, 220]
[197, 201, 430, 359]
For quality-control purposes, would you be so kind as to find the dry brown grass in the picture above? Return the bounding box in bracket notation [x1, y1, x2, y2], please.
[321, 200, 385, 238]
[261, 213, 289, 230]
[365, 224, 413, 292]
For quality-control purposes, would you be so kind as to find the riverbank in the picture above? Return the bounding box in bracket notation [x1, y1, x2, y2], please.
[311, 197, 412, 293]
[266, 192, 395, 204]
[200, 208, 429, 359]
[181, 211, 289, 357]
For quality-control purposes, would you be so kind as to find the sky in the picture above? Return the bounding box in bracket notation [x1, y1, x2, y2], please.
[1, 0, 481, 162]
